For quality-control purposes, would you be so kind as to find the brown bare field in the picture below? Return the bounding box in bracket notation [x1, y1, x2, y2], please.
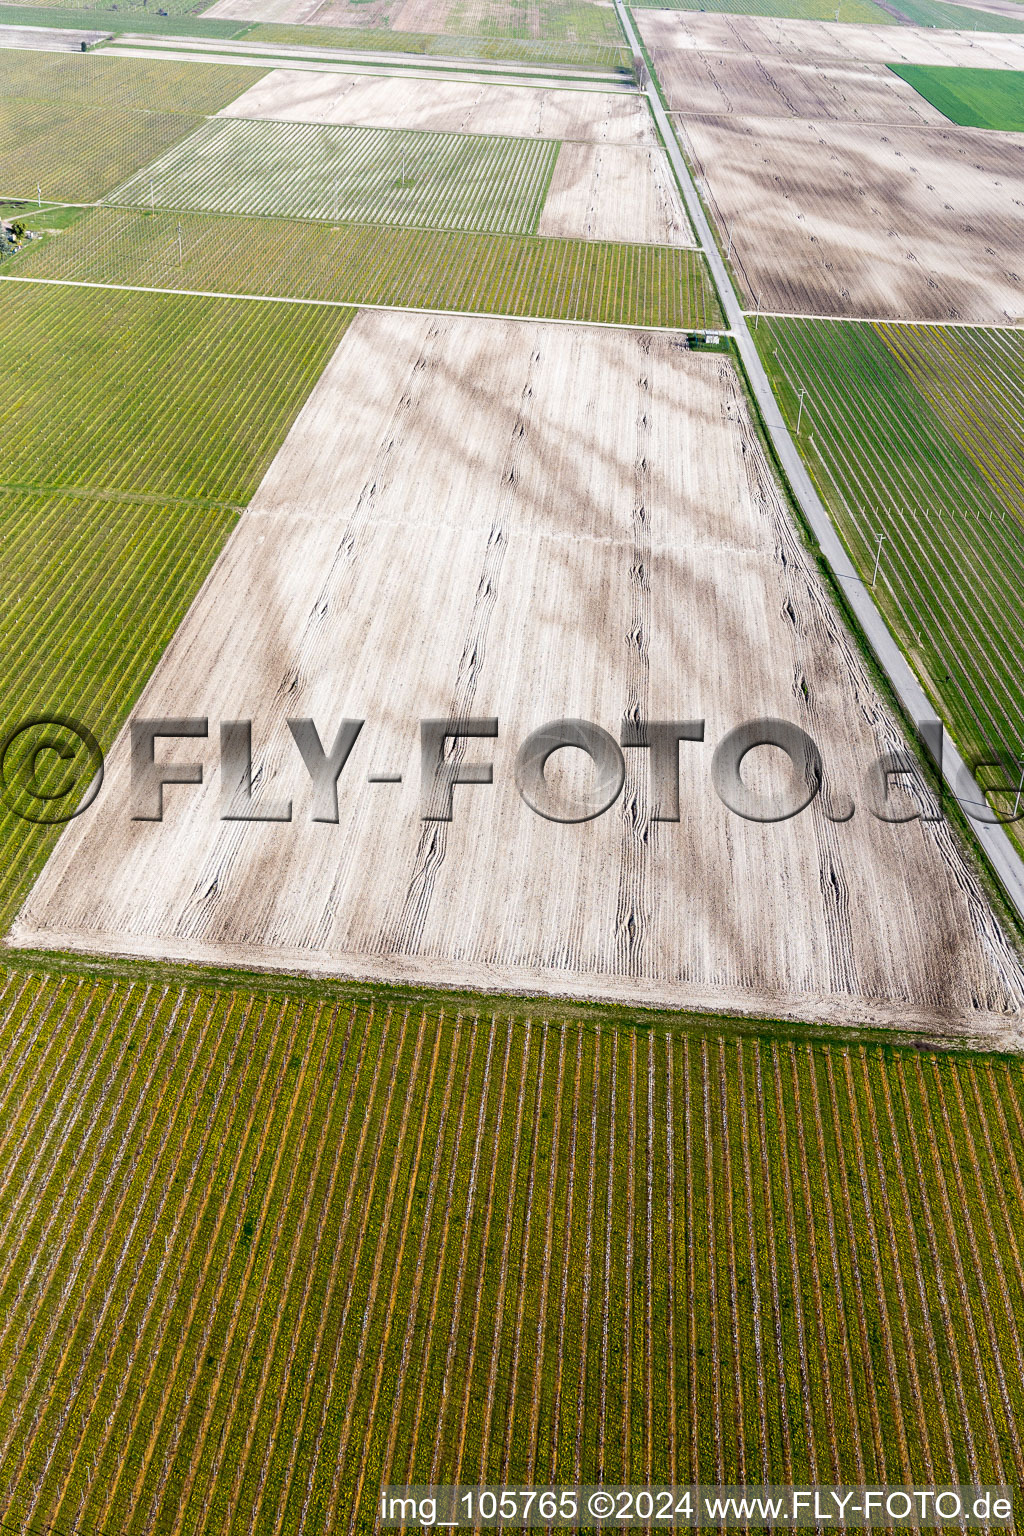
[220, 67, 656, 141]
[933, 0, 1024, 18]
[12, 310, 1024, 1041]
[656, 52, 946, 122]
[680, 113, 1024, 319]
[639, 8, 1024, 68]
[538, 141, 694, 243]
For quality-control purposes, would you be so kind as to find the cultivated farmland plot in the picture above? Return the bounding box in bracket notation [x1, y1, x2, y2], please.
[387, 0, 625, 42]
[0, 100, 209, 204]
[109, 116, 559, 232]
[677, 111, 1024, 321]
[538, 140, 695, 243]
[654, 50, 948, 122]
[892, 61, 1024, 128]
[0, 282, 356, 931]
[0, 22, 106, 47]
[0, 970, 1022, 1536]
[11, 206, 720, 327]
[637, 9, 1024, 69]
[216, 18, 632, 69]
[759, 317, 1024, 805]
[0, 48, 262, 113]
[12, 311, 1024, 1041]
[0, 50, 263, 202]
[220, 67, 657, 143]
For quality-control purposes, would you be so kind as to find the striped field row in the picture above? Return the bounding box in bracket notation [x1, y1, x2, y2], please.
[0, 968, 1020, 1536]
[10, 208, 723, 329]
[759, 318, 1024, 793]
[108, 117, 560, 236]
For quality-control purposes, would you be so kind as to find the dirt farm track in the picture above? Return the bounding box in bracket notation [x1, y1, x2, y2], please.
[11, 312, 1024, 1042]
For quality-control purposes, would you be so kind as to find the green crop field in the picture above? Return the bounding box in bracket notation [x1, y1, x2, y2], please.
[0, 958, 1019, 1536]
[890, 63, 1024, 128]
[242, 22, 632, 71]
[759, 317, 1024, 808]
[4, 0, 211, 15]
[0, 2, 247, 33]
[0, 49, 259, 113]
[0, 100, 211, 204]
[0, 53, 260, 204]
[0, 284, 354, 925]
[0, 284, 353, 505]
[108, 117, 560, 234]
[630, 0, 893, 20]
[889, 0, 1024, 29]
[8, 207, 722, 329]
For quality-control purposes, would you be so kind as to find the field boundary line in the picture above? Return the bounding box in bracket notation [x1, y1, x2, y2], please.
[0, 274, 708, 334]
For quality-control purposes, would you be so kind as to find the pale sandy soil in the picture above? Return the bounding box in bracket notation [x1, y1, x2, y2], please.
[203, 0, 323, 22]
[11, 311, 1024, 1042]
[220, 67, 657, 141]
[681, 112, 1024, 320]
[639, 8, 1024, 68]
[657, 52, 947, 123]
[538, 141, 695, 243]
[932, 0, 1024, 18]
[0, 22, 109, 46]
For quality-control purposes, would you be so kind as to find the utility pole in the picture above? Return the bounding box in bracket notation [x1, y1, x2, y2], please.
[796, 387, 806, 432]
[1014, 755, 1024, 820]
[754, 293, 761, 329]
[37, 184, 41, 207]
[177, 221, 183, 266]
[872, 530, 886, 589]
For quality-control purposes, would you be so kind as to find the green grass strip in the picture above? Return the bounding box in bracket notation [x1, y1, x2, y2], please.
[243, 21, 632, 70]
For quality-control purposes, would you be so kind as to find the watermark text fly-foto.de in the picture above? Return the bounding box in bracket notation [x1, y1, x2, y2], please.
[379, 1485, 1013, 1528]
[1, 710, 1017, 831]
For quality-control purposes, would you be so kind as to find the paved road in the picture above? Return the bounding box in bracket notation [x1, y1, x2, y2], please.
[614, 0, 1024, 924]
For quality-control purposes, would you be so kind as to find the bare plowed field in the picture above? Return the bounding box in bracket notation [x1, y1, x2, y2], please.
[538, 141, 694, 243]
[203, 0, 321, 20]
[655, 51, 946, 122]
[220, 67, 656, 142]
[12, 311, 1024, 1040]
[680, 113, 1024, 320]
[638, 8, 1024, 67]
